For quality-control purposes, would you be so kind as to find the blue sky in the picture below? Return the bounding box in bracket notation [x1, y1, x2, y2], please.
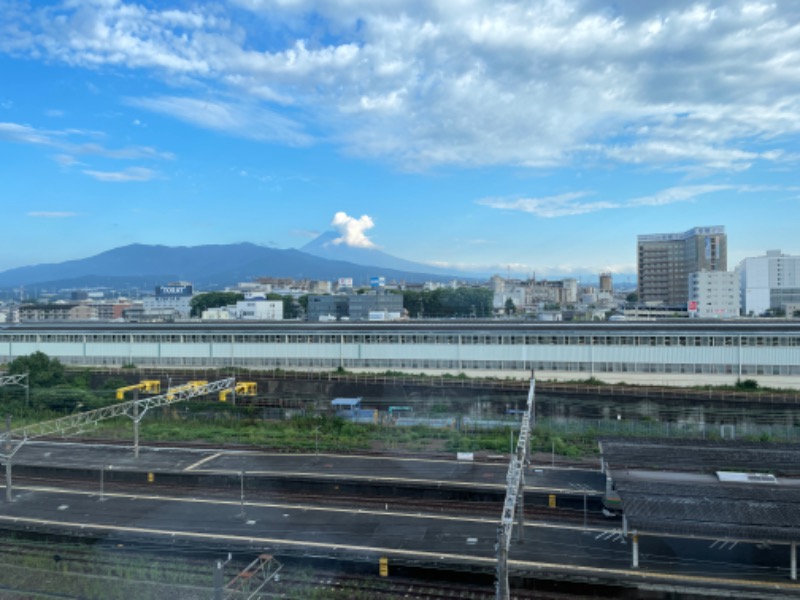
[1, 0, 799, 279]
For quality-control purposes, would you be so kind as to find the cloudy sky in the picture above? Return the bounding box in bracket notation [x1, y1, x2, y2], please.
[1, 0, 799, 279]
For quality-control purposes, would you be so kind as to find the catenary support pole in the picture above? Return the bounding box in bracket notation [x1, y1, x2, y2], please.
[4, 460, 11, 503]
[792, 542, 797, 581]
[496, 377, 535, 600]
[583, 491, 587, 530]
[632, 532, 639, 568]
[4, 415, 11, 503]
[240, 470, 245, 518]
[213, 559, 224, 600]
[496, 524, 509, 600]
[516, 471, 525, 543]
[133, 390, 140, 459]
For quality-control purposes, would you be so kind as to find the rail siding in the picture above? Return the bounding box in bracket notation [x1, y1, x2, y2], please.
[82, 367, 800, 405]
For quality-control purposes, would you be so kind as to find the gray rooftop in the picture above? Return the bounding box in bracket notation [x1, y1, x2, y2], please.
[600, 438, 800, 476]
[601, 439, 800, 543]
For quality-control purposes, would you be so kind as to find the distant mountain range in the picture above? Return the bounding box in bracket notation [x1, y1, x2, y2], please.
[301, 231, 459, 277]
[0, 236, 474, 292]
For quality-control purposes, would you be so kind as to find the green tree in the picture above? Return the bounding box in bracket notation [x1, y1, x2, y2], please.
[190, 292, 244, 317]
[35, 387, 98, 412]
[268, 294, 307, 319]
[625, 292, 638, 305]
[401, 288, 492, 318]
[504, 298, 516, 315]
[735, 378, 759, 391]
[8, 351, 65, 387]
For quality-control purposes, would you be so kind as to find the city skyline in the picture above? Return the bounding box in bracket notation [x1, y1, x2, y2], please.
[2, 1, 799, 275]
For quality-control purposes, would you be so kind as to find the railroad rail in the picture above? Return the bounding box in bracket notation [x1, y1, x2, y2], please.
[11, 472, 607, 527]
[86, 367, 800, 405]
[0, 538, 591, 599]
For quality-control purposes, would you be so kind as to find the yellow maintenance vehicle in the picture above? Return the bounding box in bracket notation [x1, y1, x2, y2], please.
[116, 380, 161, 400]
[165, 380, 209, 398]
[219, 382, 257, 402]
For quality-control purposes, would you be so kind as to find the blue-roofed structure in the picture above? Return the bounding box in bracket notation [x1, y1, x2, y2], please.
[331, 397, 362, 412]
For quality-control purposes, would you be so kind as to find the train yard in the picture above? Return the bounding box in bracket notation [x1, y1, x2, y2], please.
[0, 439, 797, 599]
[1, 370, 800, 598]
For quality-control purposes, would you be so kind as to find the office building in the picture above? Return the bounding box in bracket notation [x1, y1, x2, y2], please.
[688, 271, 740, 319]
[142, 282, 194, 319]
[738, 250, 800, 316]
[599, 272, 613, 293]
[348, 291, 403, 321]
[306, 295, 350, 321]
[637, 226, 727, 307]
[234, 299, 283, 320]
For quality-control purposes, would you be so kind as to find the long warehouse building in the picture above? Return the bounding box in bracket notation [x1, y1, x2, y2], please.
[1, 321, 800, 388]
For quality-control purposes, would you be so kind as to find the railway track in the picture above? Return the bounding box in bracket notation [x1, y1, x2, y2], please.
[33, 436, 600, 470]
[12, 471, 609, 528]
[0, 538, 594, 600]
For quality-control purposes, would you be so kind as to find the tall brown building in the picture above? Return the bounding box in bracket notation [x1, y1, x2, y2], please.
[637, 226, 727, 307]
[599, 272, 613, 293]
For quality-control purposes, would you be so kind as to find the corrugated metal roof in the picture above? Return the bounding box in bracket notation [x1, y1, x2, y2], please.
[603, 439, 800, 541]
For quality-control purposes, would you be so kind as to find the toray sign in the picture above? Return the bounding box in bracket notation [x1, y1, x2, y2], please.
[156, 285, 193, 297]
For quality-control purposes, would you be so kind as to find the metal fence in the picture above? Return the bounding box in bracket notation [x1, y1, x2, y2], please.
[535, 416, 800, 442]
[83, 367, 800, 405]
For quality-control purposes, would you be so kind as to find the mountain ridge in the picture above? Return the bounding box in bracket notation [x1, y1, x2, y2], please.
[301, 231, 459, 276]
[0, 242, 471, 291]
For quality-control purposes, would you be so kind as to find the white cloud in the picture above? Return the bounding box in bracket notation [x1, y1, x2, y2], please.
[330, 212, 376, 248]
[5, 1, 800, 171]
[479, 185, 741, 218]
[127, 95, 311, 146]
[0, 121, 173, 162]
[27, 211, 79, 218]
[53, 154, 80, 167]
[0, 122, 55, 145]
[477, 192, 619, 218]
[82, 167, 157, 182]
[628, 185, 734, 206]
[425, 259, 637, 277]
[291, 229, 320, 239]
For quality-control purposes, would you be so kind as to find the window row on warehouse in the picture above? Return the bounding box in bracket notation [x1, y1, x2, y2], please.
[5, 332, 800, 347]
[18, 353, 800, 376]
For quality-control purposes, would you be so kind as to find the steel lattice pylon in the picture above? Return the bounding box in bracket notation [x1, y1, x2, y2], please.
[225, 554, 283, 599]
[495, 376, 535, 600]
[0, 374, 28, 388]
[0, 377, 236, 460]
[0, 373, 29, 406]
[0, 377, 236, 503]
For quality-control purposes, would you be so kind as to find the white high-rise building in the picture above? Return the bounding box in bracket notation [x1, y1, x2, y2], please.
[688, 271, 740, 319]
[738, 250, 800, 316]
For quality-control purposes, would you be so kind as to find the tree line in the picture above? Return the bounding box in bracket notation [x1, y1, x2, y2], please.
[401, 288, 493, 318]
[190, 288, 492, 320]
[190, 292, 308, 319]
